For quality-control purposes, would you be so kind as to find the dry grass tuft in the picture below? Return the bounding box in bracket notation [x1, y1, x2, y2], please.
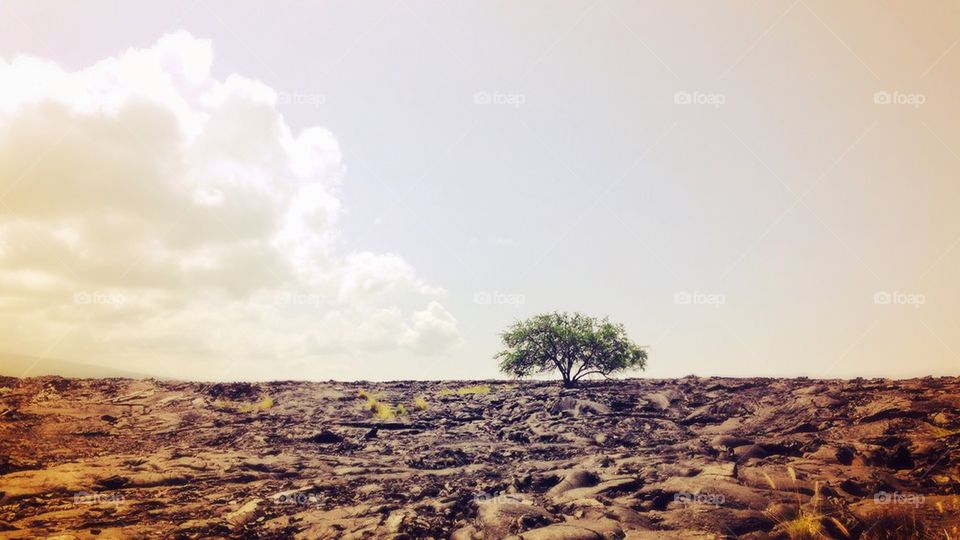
[372, 401, 395, 420]
[769, 473, 852, 540]
[762, 471, 778, 490]
[213, 395, 273, 413]
[780, 514, 823, 539]
[412, 396, 428, 411]
[358, 389, 399, 420]
[860, 504, 936, 540]
[238, 396, 273, 413]
[440, 384, 491, 396]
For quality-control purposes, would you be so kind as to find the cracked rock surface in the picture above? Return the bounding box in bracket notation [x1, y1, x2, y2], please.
[2, 376, 960, 538]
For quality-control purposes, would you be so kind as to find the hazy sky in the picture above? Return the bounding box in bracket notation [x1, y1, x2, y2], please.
[2, 1, 959, 381]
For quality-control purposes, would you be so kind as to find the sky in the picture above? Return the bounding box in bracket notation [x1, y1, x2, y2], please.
[1, 1, 959, 381]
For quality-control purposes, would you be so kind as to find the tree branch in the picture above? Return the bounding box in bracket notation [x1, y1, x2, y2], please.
[572, 370, 612, 382]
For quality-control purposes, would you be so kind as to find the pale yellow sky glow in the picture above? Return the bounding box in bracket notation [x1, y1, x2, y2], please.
[1, 1, 959, 381]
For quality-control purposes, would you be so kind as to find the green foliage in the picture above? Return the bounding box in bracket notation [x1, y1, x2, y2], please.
[495, 312, 646, 387]
[396, 404, 408, 416]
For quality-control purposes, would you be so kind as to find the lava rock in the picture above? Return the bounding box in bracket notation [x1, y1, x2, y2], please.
[886, 446, 914, 470]
[306, 430, 343, 444]
[836, 446, 855, 465]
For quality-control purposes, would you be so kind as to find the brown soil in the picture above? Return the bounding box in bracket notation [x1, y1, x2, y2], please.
[1, 376, 959, 539]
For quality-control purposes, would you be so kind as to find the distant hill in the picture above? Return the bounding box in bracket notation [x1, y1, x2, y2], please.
[0, 354, 155, 379]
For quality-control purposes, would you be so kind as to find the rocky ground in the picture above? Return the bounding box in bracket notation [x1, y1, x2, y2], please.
[1, 376, 959, 539]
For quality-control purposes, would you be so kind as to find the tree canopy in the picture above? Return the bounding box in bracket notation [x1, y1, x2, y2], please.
[496, 312, 647, 387]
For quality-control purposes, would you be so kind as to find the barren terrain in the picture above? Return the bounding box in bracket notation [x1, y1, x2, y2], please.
[1, 376, 959, 538]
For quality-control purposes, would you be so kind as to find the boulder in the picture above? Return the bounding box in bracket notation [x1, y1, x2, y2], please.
[711, 435, 753, 449]
[225, 498, 263, 527]
[835, 446, 855, 465]
[644, 393, 672, 411]
[550, 398, 610, 416]
[306, 430, 343, 444]
[518, 518, 623, 540]
[734, 444, 768, 462]
[478, 500, 555, 538]
[547, 470, 600, 498]
[555, 477, 640, 503]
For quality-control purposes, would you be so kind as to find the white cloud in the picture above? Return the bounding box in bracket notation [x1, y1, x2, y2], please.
[0, 31, 460, 378]
[400, 301, 463, 354]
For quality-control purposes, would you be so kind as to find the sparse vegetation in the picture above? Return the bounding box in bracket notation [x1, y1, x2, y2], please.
[779, 514, 823, 539]
[238, 396, 273, 413]
[859, 505, 924, 540]
[496, 312, 646, 387]
[766, 468, 853, 540]
[358, 389, 401, 420]
[439, 384, 490, 396]
[372, 401, 395, 420]
[9, 376, 960, 537]
[412, 396, 429, 410]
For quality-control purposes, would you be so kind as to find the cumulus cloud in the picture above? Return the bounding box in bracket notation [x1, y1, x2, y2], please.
[400, 301, 462, 354]
[0, 31, 460, 379]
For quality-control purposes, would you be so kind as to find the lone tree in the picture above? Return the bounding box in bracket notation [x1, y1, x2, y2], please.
[496, 312, 647, 387]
